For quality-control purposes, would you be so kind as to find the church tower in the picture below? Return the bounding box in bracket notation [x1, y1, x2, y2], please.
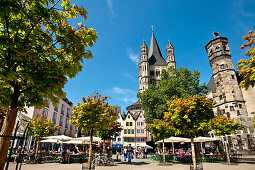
[205, 37, 248, 118]
[166, 41, 176, 68]
[139, 41, 150, 92]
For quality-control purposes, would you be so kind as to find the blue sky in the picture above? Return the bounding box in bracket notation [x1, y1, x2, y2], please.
[64, 0, 255, 112]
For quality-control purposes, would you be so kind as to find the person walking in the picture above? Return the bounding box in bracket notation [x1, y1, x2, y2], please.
[123, 146, 127, 161]
[116, 145, 121, 161]
[127, 144, 133, 163]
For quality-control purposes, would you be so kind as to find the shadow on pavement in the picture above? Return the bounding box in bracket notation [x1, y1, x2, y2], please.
[115, 161, 150, 165]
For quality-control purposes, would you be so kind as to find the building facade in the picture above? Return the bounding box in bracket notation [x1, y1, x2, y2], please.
[135, 112, 147, 147]
[112, 106, 123, 147]
[206, 37, 255, 153]
[122, 111, 136, 146]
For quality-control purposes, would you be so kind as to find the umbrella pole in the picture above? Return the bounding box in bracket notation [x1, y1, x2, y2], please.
[172, 142, 175, 154]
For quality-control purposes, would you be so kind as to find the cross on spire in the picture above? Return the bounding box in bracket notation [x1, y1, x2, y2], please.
[151, 25, 154, 32]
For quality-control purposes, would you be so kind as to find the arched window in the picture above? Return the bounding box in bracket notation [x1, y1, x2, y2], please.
[210, 50, 213, 55]
[215, 46, 220, 52]
[223, 45, 226, 50]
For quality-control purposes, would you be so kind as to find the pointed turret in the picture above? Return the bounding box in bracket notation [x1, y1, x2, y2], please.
[139, 40, 150, 92]
[148, 32, 167, 66]
[166, 40, 176, 68]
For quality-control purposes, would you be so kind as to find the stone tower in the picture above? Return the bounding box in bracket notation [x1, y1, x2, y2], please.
[205, 37, 248, 118]
[139, 41, 150, 92]
[138, 32, 176, 93]
[166, 41, 176, 68]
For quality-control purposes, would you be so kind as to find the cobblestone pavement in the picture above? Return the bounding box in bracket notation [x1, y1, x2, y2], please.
[7, 156, 255, 170]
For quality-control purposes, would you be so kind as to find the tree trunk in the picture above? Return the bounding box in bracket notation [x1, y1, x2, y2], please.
[0, 87, 20, 170]
[88, 129, 93, 170]
[103, 140, 106, 155]
[225, 140, 231, 164]
[191, 138, 197, 169]
[163, 140, 166, 165]
[35, 138, 40, 160]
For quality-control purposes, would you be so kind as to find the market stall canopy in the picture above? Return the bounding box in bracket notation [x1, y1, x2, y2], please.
[194, 136, 222, 142]
[44, 135, 73, 141]
[63, 140, 89, 144]
[40, 139, 58, 143]
[156, 136, 222, 144]
[136, 143, 153, 149]
[73, 136, 101, 142]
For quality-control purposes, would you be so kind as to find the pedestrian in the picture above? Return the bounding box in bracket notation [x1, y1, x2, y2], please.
[116, 145, 121, 161]
[127, 144, 133, 163]
[144, 147, 147, 158]
[123, 146, 127, 161]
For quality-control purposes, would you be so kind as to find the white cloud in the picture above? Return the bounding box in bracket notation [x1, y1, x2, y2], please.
[111, 86, 137, 104]
[106, 0, 115, 17]
[127, 47, 139, 65]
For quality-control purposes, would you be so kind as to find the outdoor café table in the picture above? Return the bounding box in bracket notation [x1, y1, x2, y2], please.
[68, 154, 86, 163]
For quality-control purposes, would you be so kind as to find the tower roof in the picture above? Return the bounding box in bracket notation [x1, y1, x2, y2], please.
[166, 41, 174, 49]
[141, 40, 147, 49]
[148, 32, 167, 66]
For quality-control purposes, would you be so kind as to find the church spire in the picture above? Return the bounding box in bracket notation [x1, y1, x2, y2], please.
[148, 32, 163, 58]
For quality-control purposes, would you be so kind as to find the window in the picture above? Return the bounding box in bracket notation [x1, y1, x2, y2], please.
[219, 95, 223, 100]
[54, 104, 59, 112]
[64, 129, 67, 135]
[210, 50, 213, 55]
[216, 46, 220, 52]
[136, 138, 140, 142]
[230, 106, 234, 111]
[239, 104, 242, 109]
[124, 138, 127, 142]
[156, 70, 160, 77]
[59, 116, 63, 126]
[137, 129, 140, 134]
[52, 112, 57, 124]
[70, 125, 73, 130]
[131, 138, 134, 142]
[126, 122, 129, 126]
[231, 75, 235, 79]
[137, 122, 140, 126]
[118, 138, 121, 142]
[220, 64, 224, 69]
[128, 129, 131, 134]
[128, 115, 130, 118]
[216, 82, 220, 87]
[61, 104, 65, 114]
[65, 118, 69, 128]
[130, 122, 133, 126]
[118, 116, 120, 119]
[232, 90, 234, 93]
[141, 122, 144, 126]
[127, 138, 130, 142]
[42, 108, 48, 118]
[67, 108, 70, 117]
[141, 129, 145, 134]
[150, 71, 154, 76]
[132, 129, 134, 134]
[124, 129, 127, 134]
[141, 138, 145, 142]
[140, 115, 142, 118]
[58, 128, 62, 135]
[223, 45, 226, 50]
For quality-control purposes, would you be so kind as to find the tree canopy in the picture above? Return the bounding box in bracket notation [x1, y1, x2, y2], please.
[164, 95, 214, 137]
[237, 30, 255, 89]
[28, 114, 59, 139]
[0, 0, 97, 109]
[208, 115, 243, 136]
[137, 67, 208, 123]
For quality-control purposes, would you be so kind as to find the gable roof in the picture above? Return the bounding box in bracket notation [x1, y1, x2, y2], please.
[148, 32, 167, 66]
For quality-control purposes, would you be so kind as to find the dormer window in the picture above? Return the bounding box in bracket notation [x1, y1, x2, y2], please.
[216, 46, 220, 52]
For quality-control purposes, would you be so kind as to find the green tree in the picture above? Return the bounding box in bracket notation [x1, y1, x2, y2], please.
[137, 67, 208, 123]
[208, 115, 243, 164]
[98, 121, 122, 155]
[164, 95, 214, 168]
[0, 0, 97, 167]
[147, 119, 174, 165]
[237, 30, 255, 89]
[70, 94, 118, 170]
[28, 115, 59, 159]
